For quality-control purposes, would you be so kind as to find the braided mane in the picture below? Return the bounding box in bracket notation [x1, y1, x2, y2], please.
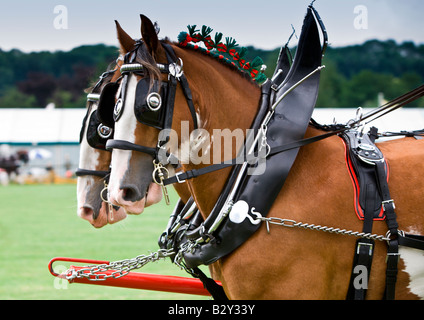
[177, 25, 267, 84]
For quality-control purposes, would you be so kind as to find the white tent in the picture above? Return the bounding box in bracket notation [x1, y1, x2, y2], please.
[0, 108, 85, 145]
[1, 107, 423, 146]
[312, 108, 424, 134]
[0, 108, 86, 177]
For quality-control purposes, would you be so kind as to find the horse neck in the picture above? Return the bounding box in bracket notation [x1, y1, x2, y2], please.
[173, 46, 262, 216]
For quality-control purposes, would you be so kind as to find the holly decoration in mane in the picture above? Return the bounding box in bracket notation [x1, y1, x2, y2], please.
[178, 25, 267, 83]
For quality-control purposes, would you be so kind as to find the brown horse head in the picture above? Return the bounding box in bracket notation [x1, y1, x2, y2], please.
[77, 102, 127, 228]
[86, 10, 424, 299]
[106, 15, 261, 215]
[76, 22, 132, 227]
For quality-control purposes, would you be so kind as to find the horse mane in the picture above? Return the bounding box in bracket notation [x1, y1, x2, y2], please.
[170, 39, 259, 86]
[176, 25, 267, 85]
[131, 37, 261, 90]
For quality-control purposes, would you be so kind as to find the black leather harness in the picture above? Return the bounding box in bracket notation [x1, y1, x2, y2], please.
[317, 124, 424, 300]
[91, 5, 424, 300]
[178, 6, 327, 268]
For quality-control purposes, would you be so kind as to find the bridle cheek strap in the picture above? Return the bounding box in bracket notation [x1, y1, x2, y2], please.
[160, 75, 177, 147]
[162, 42, 198, 131]
[178, 74, 198, 130]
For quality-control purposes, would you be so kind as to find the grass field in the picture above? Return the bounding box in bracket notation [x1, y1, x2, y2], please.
[0, 184, 209, 300]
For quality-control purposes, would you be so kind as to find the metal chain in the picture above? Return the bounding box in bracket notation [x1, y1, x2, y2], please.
[65, 248, 175, 281]
[259, 216, 391, 242]
[65, 215, 391, 282]
[173, 240, 199, 275]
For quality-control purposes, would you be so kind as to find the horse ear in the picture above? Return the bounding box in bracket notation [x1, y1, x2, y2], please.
[140, 14, 160, 55]
[115, 20, 136, 54]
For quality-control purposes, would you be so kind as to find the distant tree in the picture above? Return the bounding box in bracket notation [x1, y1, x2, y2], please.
[316, 60, 347, 108]
[51, 89, 87, 108]
[1, 41, 423, 108]
[17, 72, 57, 107]
[0, 87, 37, 108]
[340, 70, 394, 108]
[56, 64, 96, 101]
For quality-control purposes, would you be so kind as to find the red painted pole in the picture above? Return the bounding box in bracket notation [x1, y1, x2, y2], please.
[48, 257, 218, 296]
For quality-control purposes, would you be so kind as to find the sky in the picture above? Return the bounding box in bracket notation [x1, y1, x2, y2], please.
[0, 0, 423, 53]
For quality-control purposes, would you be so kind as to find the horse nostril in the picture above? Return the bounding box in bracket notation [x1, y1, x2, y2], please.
[120, 184, 142, 202]
[80, 206, 96, 220]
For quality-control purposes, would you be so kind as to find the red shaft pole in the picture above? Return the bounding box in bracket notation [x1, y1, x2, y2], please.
[67, 266, 213, 296]
[49, 257, 219, 296]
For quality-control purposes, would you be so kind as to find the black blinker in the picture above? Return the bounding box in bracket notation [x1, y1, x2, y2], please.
[134, 78, 168, 129]
[97, 81, 120, 128]
[86, 110, 113, 150]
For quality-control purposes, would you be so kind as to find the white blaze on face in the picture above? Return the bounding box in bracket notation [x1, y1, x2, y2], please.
[77, 107, 100, 209]
[108, 74, 139, 200]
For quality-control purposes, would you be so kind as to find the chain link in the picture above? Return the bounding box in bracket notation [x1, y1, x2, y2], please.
[259, 217, 391, 242]
[173, 240, 199, 275]
[65, 249, 175, 281]
[65, 215, 391, 282]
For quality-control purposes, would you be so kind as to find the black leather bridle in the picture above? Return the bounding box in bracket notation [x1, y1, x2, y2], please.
[75, 67, 118, 179]
[102, 42, 198, 168]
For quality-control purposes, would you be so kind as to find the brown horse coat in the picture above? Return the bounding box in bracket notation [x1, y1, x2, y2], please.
[107, 16, 424, 299]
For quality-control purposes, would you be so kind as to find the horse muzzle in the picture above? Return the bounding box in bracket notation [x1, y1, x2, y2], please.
[78, 202, 127, 228]
[108, 182, 163, 214]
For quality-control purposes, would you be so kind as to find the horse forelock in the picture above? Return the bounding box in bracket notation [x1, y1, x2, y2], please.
[134, 41, 162, 91]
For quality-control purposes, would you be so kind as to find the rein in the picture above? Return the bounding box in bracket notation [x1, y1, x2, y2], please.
[163, 123, 347, 185]
[162, 83, 424, 186]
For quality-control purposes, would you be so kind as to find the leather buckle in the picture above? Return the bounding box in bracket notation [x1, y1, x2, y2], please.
[357, 242, 373, 256]
[386, 252, 401, 263]
[382, 199, 396, 211]
[175, 172, 186, 183]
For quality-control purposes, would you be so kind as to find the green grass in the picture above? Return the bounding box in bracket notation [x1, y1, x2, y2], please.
[0, 184, 209, 300]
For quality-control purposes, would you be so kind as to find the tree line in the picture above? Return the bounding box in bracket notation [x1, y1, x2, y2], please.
[0, 39, 423, 109]
[0, 44, 118, 108]
[251, 39, 424, 108]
